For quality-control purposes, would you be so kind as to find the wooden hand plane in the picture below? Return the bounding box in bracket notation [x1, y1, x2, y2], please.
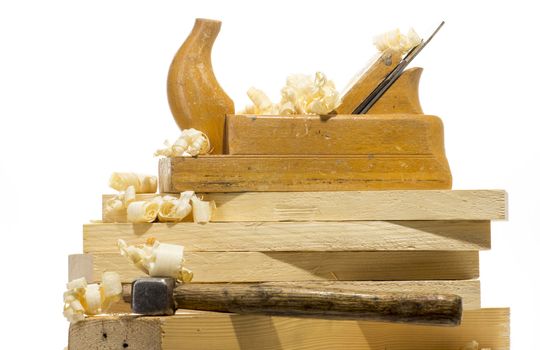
[163, 20, 451, 192]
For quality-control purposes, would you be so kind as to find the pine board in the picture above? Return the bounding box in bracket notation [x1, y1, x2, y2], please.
[84, 221, 490, 253]
[69, 308, 509, 350]
[68, 254, 93, 282]
[92, 251, 479, 283]
[158, 155, 452, 192]
[102, 190, 506, 222]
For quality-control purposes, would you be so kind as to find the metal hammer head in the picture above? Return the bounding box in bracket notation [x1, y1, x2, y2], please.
[131, 277, 175, 315]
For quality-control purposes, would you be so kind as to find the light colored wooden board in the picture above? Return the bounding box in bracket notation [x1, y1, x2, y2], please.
[68, 254, 93, 282]
[69, 316, 162, 350]
[112, 280, 481, 313]
[103, 190, 507, 222]
[159, 155, 452, 192]
[92, 251, 479, 283]
[161, 308, 509, 350]
[108, 300, 132, 314]
[69, 308, 509, 350]
[84, 221, 490, 253]
[225, 114, 443, 155]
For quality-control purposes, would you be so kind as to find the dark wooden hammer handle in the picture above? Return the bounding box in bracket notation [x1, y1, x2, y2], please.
[174, 283, 462, 326]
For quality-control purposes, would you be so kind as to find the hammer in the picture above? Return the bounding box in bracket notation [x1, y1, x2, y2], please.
[126, 278, 462, 326]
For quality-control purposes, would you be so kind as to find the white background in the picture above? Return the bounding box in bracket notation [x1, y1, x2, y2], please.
[1, 0, 538, 348]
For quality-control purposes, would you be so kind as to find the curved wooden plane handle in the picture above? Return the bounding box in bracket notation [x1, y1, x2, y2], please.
[167, 18, 234, 154]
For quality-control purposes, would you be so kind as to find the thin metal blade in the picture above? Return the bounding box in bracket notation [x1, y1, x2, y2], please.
[352, 21, 445, 114]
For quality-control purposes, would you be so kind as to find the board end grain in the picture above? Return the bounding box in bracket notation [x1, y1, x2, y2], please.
[158, 157, 173, 193]
[68, 254, 94, 283]
[69, 316, 162, 350]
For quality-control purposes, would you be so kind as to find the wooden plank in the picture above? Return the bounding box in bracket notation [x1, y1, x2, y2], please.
[161, 308, 509, 350]
[108, 299, 131, 314]
[68, 254, 94, 282]
[225, 114, 443, 155]
[116, 280, 481, 312]
[69, 316, 162, 350]
[92, 251, 479, 283]
[159, 155, 452, 192]
[69, 308, 509, 350]
[84, 221, 490, 253]
[103, 190, 507, 222]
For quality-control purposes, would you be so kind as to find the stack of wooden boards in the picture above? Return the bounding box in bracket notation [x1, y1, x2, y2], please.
[69, 188, 509, 350]
[67, 19, 506, 347]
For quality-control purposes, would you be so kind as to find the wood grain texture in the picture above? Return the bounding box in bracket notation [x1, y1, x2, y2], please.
[161, 308, 509, 350]
[159, 155, 452, 192]
[92, 251, 479, 283]
[84, 221, 491, 253]
[172, 283, 463, 325]
[69, 308, 509, 350]
[225, 114, 443, 155]
[167, 18, 234, 154]
[120, 280, 481, 311]
[369, 68, 424, 114]
[68, 254, 94, 282]
[69, 316, 162, 350]
[103, 190, 507, 222]
[337, 49, 402, 114]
